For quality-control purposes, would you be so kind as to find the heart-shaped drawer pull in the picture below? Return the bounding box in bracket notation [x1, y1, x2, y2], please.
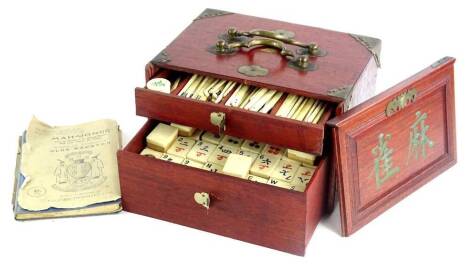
[194, 192, 210, 209]
[210, 112, 226, 136]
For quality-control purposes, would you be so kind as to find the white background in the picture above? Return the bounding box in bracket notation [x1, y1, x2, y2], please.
[1, 1, 469, 264]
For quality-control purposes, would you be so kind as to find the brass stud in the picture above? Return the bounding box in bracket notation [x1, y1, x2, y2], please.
[227, 27, 238, 39]
[307, 43, 319, 55]
[296, 55, 310, 69]
[215, 40, 227, 53]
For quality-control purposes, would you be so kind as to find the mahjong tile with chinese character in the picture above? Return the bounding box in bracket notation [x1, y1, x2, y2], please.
[249, 154, 281, 178]
[187, 141, 218, 164]
[292, 166, 316, 186]
[271, 159, 301, 182]
[208, 144, 238, 166]
[167, 136, 196, 158]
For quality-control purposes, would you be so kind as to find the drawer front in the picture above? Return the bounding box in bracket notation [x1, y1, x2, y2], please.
[118, 120, 328, 255]
[135, 88, 329, 155]
[119, 151, 307, 254]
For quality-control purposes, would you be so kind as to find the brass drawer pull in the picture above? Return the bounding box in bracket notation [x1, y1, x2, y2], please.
[194, 192, 210, 209]
[208, 27, 327, 71]
[210, 112, 226, 135]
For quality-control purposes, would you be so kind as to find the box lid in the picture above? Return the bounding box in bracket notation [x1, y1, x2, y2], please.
[327, 57, 456, 236]
[148, 8, 380, 102]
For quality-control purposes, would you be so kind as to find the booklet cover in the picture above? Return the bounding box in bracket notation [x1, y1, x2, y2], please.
[13, 117, 122, 220]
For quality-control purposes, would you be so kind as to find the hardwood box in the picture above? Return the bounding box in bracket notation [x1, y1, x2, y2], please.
[119, 119, 329, 255]
[118, 9, 457, 255]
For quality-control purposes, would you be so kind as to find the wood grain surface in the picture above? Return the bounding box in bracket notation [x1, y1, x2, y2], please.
[146, 10, 374, 102]
[118, 119, 328, 255]
[135, 88, 331, 154]
[328, 58, 456, 236]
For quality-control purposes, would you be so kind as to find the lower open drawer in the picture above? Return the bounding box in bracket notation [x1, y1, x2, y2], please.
[118, 119, 329, 255]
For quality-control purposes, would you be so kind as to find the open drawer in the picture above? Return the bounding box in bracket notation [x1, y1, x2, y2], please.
[117, 119, 329, 255]
[135, 69, 334, 155]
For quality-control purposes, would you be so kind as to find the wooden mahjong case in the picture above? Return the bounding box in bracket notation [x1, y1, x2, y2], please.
[117, 8, 457, 256]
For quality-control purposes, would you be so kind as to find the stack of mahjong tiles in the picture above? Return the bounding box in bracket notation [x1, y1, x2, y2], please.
[140, 122, 318, 192]
[177, 74, 237, 103]
[275, 94, 327, 123]
[170, 73, 327, 122]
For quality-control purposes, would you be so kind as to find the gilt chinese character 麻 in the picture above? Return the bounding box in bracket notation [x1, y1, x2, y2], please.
[407, 111, 434, 164]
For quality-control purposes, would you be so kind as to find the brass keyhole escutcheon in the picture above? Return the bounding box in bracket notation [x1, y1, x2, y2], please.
[194, 192, 210, 209]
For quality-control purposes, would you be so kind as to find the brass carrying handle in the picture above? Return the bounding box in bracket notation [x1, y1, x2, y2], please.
[210, 27, 326, 71]
[217, 38, 295, 61]
[227, 28, 324, 57]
